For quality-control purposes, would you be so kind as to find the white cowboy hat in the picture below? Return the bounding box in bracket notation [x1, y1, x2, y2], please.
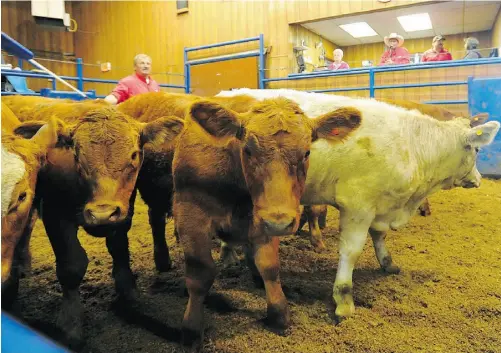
[384, 33, 404, 47]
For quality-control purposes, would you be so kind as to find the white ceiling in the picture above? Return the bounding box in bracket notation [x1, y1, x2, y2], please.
[301, 1, 501, 47]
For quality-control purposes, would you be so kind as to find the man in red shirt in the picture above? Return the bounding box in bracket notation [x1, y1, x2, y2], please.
[379, 33, 410, 66]
[104, 54, 160, 105]
[421, 35, 453, 62]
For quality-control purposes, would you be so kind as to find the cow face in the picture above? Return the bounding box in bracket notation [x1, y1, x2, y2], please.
[1, 119, 58, 283]
[190, 97, 361, 236]
[446, 121, 500, 190]
[15, 107, 184, 235]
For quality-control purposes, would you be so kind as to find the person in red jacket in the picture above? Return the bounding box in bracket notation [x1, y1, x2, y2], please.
[379, 33, 410, 66]
[421, 35, 453, 62]
[104, 54, 160, 105]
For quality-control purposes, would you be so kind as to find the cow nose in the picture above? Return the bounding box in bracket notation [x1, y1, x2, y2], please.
[84, 204, 122, 225]
[260, 210, 297, 235]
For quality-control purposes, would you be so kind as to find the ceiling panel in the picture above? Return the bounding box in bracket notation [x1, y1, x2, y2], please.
[301, 1, 500, 47]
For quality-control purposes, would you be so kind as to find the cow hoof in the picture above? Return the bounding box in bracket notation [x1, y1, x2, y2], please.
[154, 255, 173, 273]
[57, 306, 83, 346]
[334, 302, 355, 322]
[119, 287, 141, 304]
[383, 264, 401, 274]
[181, 328, 203, 353]
[312, 241, 327, 253]
[221, 250, 240, 269]
[265, 303, 291, 331]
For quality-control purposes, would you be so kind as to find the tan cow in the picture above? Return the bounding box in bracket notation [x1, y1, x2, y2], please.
[117, 92, 259, 271]
[6, 99, 184, 346]
[173, 97, 361, 351]
[1, 103, 59, 307]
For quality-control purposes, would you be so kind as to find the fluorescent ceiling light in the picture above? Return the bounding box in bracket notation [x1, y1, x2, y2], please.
[397, 13, 432, 32]
[339, 22, 378, 38]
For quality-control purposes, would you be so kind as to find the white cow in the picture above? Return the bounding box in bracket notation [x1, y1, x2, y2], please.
[217, 88, 500, 320]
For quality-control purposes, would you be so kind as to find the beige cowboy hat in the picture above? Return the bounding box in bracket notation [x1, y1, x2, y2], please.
[384, 33, 404, 47]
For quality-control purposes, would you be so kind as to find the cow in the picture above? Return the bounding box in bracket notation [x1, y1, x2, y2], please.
[116, 92, 259, 271]
[9, 100, 185, 346]
[295, 99, 490, 250]
[2, 95, 110, 122]
[1, 103, 59, 307]
[172, 97, 362, 351]
[216, 88, 500, 321]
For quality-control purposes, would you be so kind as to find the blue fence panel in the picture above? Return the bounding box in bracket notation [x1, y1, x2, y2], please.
[468, 76, 501, 177]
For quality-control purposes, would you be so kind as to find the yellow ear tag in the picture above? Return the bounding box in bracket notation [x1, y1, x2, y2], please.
[473, 117, 479, 121]
[476, 130, 483, 136]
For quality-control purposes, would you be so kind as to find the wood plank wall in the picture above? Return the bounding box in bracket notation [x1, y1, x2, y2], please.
[67, 0, 436, 95]
[342, 31, 493, 68]
[1, 1, 77, 91]
[2, 0, 499, 115]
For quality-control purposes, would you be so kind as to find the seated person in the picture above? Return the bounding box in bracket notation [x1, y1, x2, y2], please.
[328, 49, 350, 70]
[422, 35, 453, 62]
[463, 37, 482, 59]
[379, 33, 410, 65]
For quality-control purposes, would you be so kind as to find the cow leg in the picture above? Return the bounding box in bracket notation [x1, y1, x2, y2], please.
[220, 241, 240, 268]
[317, 206, 328, 230]
[106, 190, 138, 302]
[43, 208, 88, 345]
[148, 207, 172, 272]
[305, 206, 326, 252]
[369, 229, 400, 274]
[296, 207, 308, 234]
[332, 210, 373, 320]
[418, 198, 432, 217]
[177, 207, 216, 352]
[252, 237, 290, 329]
[106, 228, 139, 302]
[1, 208, 38, 309]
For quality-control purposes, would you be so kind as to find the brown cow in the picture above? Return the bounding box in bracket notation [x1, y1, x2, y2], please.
[1, 103, 59, 306]
[298, 99, 489, 251]
[173, 97, 361, 351]
[10, 101, 184, 346]
[117, 92, 259, 271]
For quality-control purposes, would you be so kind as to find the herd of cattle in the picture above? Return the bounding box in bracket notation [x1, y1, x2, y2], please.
[1, 89, 499, 352]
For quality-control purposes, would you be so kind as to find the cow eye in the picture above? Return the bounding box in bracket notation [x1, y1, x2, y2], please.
[304, 150, 311, 159]
[475, 147, 480, 153]
[18, 192, 27, 203]
[131, 151, 139, 161]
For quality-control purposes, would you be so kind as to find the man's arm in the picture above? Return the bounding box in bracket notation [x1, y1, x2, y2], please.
[104, 94, 118, 105]
[105, 80, 129, 105]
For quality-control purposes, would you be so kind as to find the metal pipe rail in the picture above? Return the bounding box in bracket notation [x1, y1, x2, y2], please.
[183, 34, 265, 93]
[263, 57, 501, 105]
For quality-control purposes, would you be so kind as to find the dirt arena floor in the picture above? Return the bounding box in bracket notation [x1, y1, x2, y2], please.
[8, 179, 501, 353]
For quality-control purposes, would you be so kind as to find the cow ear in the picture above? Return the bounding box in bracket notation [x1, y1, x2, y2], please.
[311, 107, 362, 142]
[31, 117, 59, 150]
[466, 121, 500, 147]
[14, 120, 47, 139]
[190, 100, 245, 139]
[469, 112, 489, 128]
[15, 118, 70, 147]
[140, 116, 185, 149]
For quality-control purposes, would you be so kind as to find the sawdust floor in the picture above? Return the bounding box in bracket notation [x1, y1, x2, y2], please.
[9, 179, 501, 353]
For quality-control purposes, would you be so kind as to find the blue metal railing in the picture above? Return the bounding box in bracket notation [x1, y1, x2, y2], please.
[1, 60, 186, 97]
[264, 57, 501, 105]
[183, 34, 265, 93]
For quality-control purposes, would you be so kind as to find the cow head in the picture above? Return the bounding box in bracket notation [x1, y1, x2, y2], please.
[444, 120, 500, 190]
[190, 97, 361, 236]
[15, 107, 184, 236]
[1, 119, 58, 283]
